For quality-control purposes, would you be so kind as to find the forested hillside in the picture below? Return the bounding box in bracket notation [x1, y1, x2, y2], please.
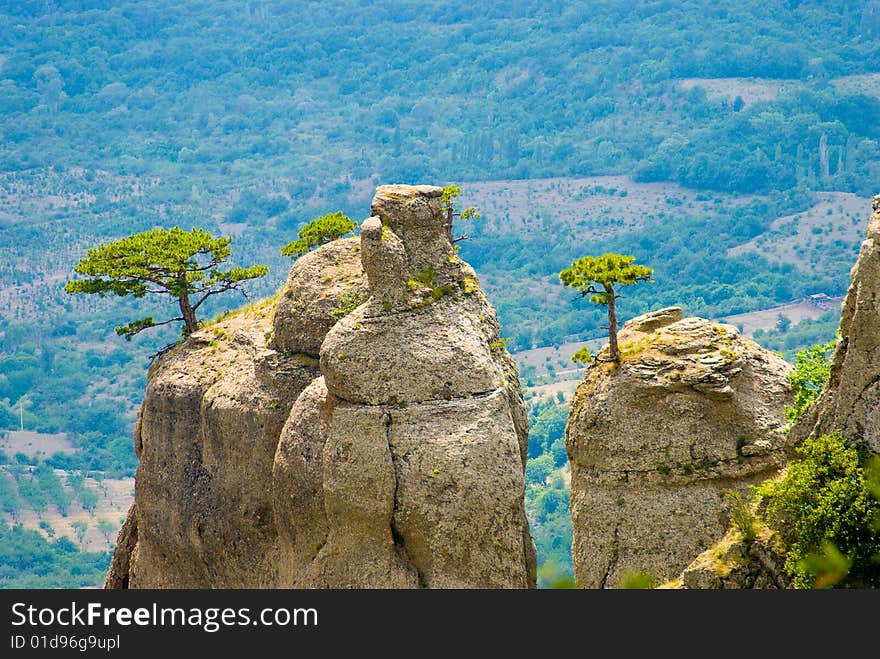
[2, 0, 879, 586]
[4, 0, 880, 191]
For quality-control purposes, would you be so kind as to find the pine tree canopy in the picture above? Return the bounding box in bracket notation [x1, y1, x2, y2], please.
[559, 253, 654, 305]
[560, 253, 654, 363]
[64, 227, 268, 338]
[281, 211, 356, 258]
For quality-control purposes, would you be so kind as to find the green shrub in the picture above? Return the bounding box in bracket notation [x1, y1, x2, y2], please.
[785, 339, 835, 424]
[725, 490, 757, 542]
[618, 571, 655, 589]
[537, 562, 576, 589]
[570, 346, 592, 364]
[757, 433, 879, 588]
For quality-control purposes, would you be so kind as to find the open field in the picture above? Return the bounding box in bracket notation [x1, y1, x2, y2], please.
[1, 468, 133, 553]
[0, 430, 75, 459]
[525, 379, 581, 405]
[461, 175, 757, 241]
[677, 73, 880, 108]
[721, 297, 843, 336]
[513, 338, 603, 378]
[830, 72, 880, 98]
[729, 191, 868, 269]
[677, 77, 801, 107]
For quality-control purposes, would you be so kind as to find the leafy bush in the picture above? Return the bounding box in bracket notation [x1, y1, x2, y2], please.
[757, 433, 880, 588]
[784, 339, 835, 424]
[330, 287, 367, 321]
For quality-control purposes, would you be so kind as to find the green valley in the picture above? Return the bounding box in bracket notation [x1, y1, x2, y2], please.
[2, 0, 876, 586]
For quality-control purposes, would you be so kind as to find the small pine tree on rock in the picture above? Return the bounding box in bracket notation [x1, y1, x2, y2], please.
[281, 211, 356, 259]
[440, 184, 480, 244]
[559, 253, 653, 362]
[65, 227, 267, 339]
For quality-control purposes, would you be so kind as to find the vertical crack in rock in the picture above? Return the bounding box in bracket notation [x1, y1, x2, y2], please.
[851, 373, 880, 422]
[303, 184, 535, 588]
[599, 526, 619, 590]
[384, 410, 426, 588]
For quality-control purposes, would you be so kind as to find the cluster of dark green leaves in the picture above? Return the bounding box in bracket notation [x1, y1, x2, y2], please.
[65, 228, 237, 297]
[559, 253, 654, 305]
[65, 227, 268, 338]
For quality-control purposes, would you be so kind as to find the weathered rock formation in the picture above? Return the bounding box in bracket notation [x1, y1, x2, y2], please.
[565, 307, 794, 588]
[668, 527, 791, 590]
[107, 185, 535, 589]
[107, 309, 317, 588]
[791, 196, 880, 452]
[675, 196, 880, 590]
[271, 237, 367, 356]
[105, 239, 364, 588]
[273, 185, 535, 588]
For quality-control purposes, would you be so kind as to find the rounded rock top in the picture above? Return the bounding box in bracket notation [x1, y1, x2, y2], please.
[373, 184, 444, 199]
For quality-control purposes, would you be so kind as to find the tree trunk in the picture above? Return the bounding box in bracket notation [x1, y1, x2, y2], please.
[444, 207, 454, 243]
[179, 293, 199, 336]
[606, 284, 619, 361]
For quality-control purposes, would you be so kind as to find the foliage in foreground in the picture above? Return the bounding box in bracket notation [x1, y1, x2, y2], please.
[618, 571, 656, 589]
[757, 433, 880, 588]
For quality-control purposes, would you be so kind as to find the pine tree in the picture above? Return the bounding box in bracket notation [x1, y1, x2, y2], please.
[440, 184, 480, 244]
[281, 211, 356, 259]
[559, 253, 653, 362]
[65, 227, 268, 339]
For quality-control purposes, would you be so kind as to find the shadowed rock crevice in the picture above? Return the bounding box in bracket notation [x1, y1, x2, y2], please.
[384, 411, 425, 588]
[598, 526, 619, 589]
